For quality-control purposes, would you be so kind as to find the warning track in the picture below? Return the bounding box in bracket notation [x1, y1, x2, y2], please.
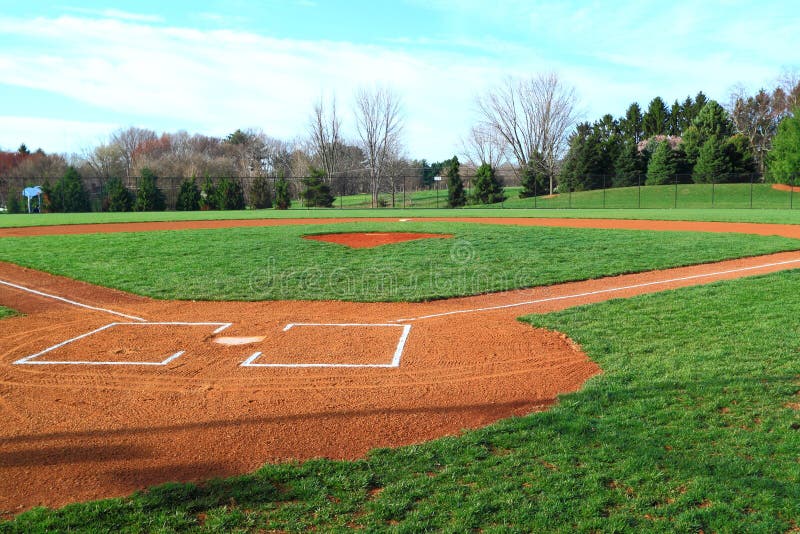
[1, 217, 800, 514]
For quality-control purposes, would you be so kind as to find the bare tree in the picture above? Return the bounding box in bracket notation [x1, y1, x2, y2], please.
[461, 124, 506, 169]
[353, 86, 403, 207]
[308, 95, 341, 181]
[109, 127, 158, 179]
[476, 72, 579, 195]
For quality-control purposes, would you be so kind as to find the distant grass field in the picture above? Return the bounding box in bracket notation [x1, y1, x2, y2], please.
[5, 271, 800, 532]
[0, 222, 798, 302]
[0, 306, 16, 319]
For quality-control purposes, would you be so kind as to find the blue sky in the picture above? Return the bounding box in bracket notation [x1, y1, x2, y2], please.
[0, 0, 797, 159]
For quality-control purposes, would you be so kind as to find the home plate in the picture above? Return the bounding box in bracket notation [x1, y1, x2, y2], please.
[214, 336, 265, 346]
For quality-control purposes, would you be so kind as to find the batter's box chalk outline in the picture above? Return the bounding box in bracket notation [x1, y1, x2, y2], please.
[241, 323, 412, 368]
[13, 322, 232, 366]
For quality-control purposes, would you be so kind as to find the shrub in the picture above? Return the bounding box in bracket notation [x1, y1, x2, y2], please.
[470, 163, 506, 204]
[6, 190, 22, 214]
[199, 177, 217, 210]
[176, 178, 201, 211]
[275, 175, 291, 210]
[445, 156, 466, 208]
[50, 167, 90, 212]
[767, 111, 800, 185]
[249, 175, 272, 209]
[300, 168, 335, 207]
[103, 177, 133, 212]
[216, 177, 245, 210]
[134, 168, 166, 212]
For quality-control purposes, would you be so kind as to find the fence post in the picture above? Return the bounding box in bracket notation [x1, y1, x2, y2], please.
[568, 178, 572, 209]
[750, 174, 754, 209]
[638, 174, 641, 209]
[711, 175, 715, 208]
[791, 174, 795, 209]
[533, 176, 537, 209]
[602, 174, 606, 209]
[674, 174, 678, 209]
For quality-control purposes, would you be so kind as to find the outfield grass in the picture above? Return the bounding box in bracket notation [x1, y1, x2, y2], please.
[0, 223, 798, 302]
[339, 183, 799, 211]
[0, 306, 16, 319]
[5, 271, 800, 532]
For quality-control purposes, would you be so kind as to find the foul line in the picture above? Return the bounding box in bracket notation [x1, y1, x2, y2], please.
[0, 278, 146, 322]
[394, 258, 800, 323]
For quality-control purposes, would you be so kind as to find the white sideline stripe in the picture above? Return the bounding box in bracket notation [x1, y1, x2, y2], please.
[0, 278, 146, 322]
[13, 321, 231, 366]
[242, 323, 412, 368]
[393, 258, 800, 323]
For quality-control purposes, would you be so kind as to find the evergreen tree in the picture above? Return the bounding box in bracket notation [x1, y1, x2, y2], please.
[613, 140, 646, 187]
[249, 175, 273, 209]
[444, 156, 466, 208]
[51, 166, 90, 213]
[725, 134, 757, 179]
[643, 97, 670, 137]
[104, 177, 133, 212]
[199, 176, 217, 210]
[175, 178, 201, 211]
[693, 135, 733, 183]
[470, 163, 506, 204]
[301, 168, 335, 207]
[216, 177, 245, 210]
[680, 126, 703, 169]
[619, 102, 644, 143]
[519, 154, 547, 198]
[693, 100, 734, 139]
[134, 168, 166, 212]
[6, 190, 22, 214]
[767, 111, 800, 185]
[692, 91, 708, 119]
[560, 123, 610, 191]
[668, 100, 683, 135]
[646, 141, 689, 185]
[275, 174, 292, 209]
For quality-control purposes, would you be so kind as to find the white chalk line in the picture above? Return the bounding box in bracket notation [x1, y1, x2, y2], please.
[0, 278, 146, 322]
[242, 323, 412, 368]
[393, 258, 800, 323]
[13, 322, 231, 366]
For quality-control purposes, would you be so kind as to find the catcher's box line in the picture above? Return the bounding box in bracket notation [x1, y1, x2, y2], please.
[393, 257, 800, 323]
[12, 321, 232, 366]
[0, 278, 146, 322]
[241, 323, 412, 368]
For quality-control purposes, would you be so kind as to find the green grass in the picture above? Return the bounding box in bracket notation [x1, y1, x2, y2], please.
[5, 271, 800, 532]
[0, 222, 798, 302]
[0, 306, 17, 319]
[6, 206, 800, 229]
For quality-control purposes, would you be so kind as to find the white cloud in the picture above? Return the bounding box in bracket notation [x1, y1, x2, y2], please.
[62, 7, 165, 23]
[0, 116, 119, 154]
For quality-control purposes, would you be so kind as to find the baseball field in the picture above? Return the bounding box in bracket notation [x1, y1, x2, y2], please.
[1, 210, 800, 531]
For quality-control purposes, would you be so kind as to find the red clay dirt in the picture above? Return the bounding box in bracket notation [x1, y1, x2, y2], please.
[1, 217, 800, 515]
[302, 231, 453, 248]
[772, 183, 800, 193]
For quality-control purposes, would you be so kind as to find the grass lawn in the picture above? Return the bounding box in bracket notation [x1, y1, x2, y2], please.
[0, 306, 17, 319]
[5, 271, 800, 532]
[0, 222, 798, 302]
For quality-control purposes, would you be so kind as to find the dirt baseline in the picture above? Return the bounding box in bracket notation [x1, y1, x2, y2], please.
[2, 217, 800, 515]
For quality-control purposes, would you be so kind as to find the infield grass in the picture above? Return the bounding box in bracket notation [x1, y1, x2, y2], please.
[4, 271, 800, 532]
[0, 222, 798, 301]
[0, 306, 16, 319]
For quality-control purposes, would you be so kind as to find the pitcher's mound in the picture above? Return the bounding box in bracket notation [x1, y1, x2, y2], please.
[303, 232, 453, 248]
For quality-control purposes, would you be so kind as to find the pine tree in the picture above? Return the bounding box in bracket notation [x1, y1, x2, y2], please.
[51, 166, 91, 213]
[249, 175, 273, 209]
[445, 156, 466, 208]
[767, 112, 800, 185]
[613, 140, 646, 187]
[725, 134, 756, 179]
[519, 155, 547, 198]
[643, 97, 670, 137]
[693, 100, 734, 139]
[104, 177, 133, 212]
[175, 178, 201, 211]
[275, 175, 292, 209]
[470, 163, 506, 204]
[619, 102, 644, 143]
[6, 190, 22, 214]
[134, 168, 166, 212]
[693, 135, 733, 183]
[199, 177, 217, 210]
[646, 141, 689, 185]
[301, 168, 335, 207]
[216, 178, 245, 210]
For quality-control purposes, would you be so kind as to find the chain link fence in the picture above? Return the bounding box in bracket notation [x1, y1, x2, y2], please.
[1, 173, 798, 212]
